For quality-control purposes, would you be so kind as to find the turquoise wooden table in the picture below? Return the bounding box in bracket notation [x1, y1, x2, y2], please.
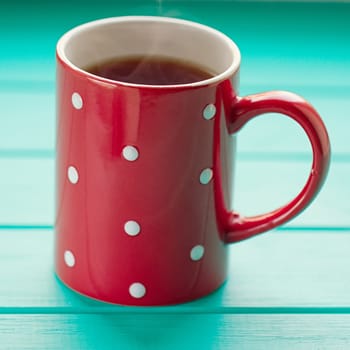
[1, 0, 350, 348]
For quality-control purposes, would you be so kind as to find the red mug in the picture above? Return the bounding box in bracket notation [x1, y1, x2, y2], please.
[55, 17, 330, 306]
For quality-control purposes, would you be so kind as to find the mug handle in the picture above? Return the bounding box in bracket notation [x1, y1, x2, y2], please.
[216, 90, 330, 243]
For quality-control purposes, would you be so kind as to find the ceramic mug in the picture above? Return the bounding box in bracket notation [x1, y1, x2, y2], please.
[55, 16, 330, 306]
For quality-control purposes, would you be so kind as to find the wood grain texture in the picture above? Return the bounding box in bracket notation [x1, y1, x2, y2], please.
[0, 230, 349, 309]
[0, 314, 350, 350]
[0, 159, 54, 224]
[0, 92, 55, 151]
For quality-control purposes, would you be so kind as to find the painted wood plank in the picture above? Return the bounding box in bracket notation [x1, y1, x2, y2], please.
[236, 91, 348, 156]
[0, 159, 54, 225]
[0, 89, 346, 155]
[0, 158, 345, 227]
[233, 160, 345, 227]
[0, 314, 350, 350]
[0, 230, 349, 309]
[0, 92, 55, 151]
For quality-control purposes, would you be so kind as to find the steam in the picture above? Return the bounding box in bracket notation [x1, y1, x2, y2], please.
[156, 0, 182, 17]
[157, 0, 163, 15]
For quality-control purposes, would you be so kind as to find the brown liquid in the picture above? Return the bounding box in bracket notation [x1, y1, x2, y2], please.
[85, 56, 214, 85]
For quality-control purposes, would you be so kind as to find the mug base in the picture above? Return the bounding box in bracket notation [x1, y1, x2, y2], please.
[55, 272, 227, 307]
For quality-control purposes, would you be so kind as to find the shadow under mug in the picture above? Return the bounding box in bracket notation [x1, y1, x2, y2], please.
[55, 16, 330, 306]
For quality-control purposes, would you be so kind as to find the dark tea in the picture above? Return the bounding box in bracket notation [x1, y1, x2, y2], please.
[85, 55, 214, 85]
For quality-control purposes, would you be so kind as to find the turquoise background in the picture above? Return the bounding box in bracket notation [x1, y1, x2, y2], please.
[0, 1, 350, 348]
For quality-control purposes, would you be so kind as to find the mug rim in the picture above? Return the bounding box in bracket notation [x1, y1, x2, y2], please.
[56, 16, 241, 89]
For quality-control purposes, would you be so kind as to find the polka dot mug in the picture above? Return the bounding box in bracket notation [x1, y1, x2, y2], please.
[55, 17, 330, 306]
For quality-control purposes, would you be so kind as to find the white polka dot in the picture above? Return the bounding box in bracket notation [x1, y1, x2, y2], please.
[203, 104, 216, 120]
[67, 166, 79, 184]
[64, 250, 75, 267]
[124, 220, 141, 236]
[72, 92, 83, 110]
[122, 146, 139, 161]
[199, 168, 213, 184]
[129, 282, 146, 298]
[190, 245, 205, 261]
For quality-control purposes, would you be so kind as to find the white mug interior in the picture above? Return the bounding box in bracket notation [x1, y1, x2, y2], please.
[57, 16, 241, 87]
